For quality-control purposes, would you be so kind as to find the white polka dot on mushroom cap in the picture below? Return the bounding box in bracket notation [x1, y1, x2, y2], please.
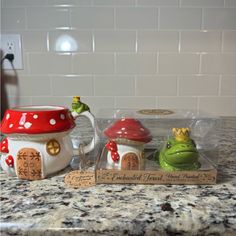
[60, 114, 65, 120]
[2, 141, 6, 144]
[6, 114, 10, 120]
[33, 114, 38, 119]
[24, 122, 32, 129]
[50, 119, 56, 125]
[9, 124, 13, 128]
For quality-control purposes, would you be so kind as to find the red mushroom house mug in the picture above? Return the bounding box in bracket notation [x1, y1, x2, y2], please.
[0, 106, 96, 180]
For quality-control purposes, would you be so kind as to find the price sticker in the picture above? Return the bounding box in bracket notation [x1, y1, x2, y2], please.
[64, 170, 96, 188]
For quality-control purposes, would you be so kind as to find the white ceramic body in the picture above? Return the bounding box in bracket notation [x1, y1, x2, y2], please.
[0, 106, 98, 180]
[0, 131, 73, 178]
[106, 143, 145, 170]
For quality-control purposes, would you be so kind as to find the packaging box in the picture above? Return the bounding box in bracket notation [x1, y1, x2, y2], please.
[95, 109, 221, 185]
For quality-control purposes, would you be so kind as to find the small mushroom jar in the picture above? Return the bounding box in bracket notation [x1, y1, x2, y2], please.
[104, 118, 152, 170]
[0, 106, 96, 180]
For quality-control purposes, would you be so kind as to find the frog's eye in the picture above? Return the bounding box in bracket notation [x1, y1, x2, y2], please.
[166, 142, 172, 149]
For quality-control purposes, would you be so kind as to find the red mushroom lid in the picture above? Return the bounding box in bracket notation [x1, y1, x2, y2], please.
[0, 106, 75, 135]
[104, 118, 152, 144]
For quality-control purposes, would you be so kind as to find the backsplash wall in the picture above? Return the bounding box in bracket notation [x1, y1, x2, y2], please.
[1, 0, 236, 115]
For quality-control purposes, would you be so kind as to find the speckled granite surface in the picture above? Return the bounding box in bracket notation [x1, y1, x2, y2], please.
[0, 117, 236, 236]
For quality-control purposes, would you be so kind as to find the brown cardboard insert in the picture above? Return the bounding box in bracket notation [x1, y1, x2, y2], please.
[96, 147, 217, 185]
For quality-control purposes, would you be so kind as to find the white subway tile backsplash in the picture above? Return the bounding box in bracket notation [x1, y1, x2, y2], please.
[31, 96, 72, 108]
[158, 97, 198, 110]
[158, 54, 199, 74]
[137, 31, 179, 52]
[27, 7, 70, 29]
[178, 75, 219, 95]
[71, 7, 114, 29]
[137, 0, 178, 6]
[84, 97, 115, 114]
[94, 31, 136, 52]
[48, 30, 93, 52]
[2, 8, 26, 30]
[2, 2, 236, 115]
[72, 53, 114, 74]
[116, 54, 157, 74]
[160, 8, 201, 30]
[181, 0, 224, 7]
[136, 76, 177, 96]
[116, 7, 158, 29]
[221, 76, 236, 96]
[3, 0, 47, 7]
[201, 54, 236, 74]
[21, 31, 47, 52]
[52, 76, 93, 95]
[225, 0, 236, 7]
[223, 31, 236, 52]
[115, 97, 156, 109]
[29, 53, 72, 74]
[92, 0, 135, 6]
[199, 97, 236, 116]
[203, 8, 236, 30]
[48, 0, 92, 6]
[181, 31, 221, 52]
[17, 76, 51, 96]
[9, 96, 32, 107]
[94, 76, 135, 96]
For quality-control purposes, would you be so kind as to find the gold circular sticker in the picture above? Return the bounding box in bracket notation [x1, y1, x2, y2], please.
[46, 139, 61, 156]
[137, 109, 174, 115]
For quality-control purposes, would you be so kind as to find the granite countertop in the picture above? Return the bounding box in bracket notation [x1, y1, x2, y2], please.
[0, 117, 236, 236]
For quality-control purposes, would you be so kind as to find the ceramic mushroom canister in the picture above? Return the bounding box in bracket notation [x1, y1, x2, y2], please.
[0, 104, 96, 180]
[104, 118, 152, 170]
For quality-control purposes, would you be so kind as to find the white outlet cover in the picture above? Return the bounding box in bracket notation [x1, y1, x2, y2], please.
[1, 34, 23, 70]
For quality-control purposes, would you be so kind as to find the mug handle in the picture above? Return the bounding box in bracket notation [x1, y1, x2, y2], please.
[71, 111, 99, 155]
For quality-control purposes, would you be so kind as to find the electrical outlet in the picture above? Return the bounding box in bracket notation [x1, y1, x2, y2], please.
[1, 34, 23, 70]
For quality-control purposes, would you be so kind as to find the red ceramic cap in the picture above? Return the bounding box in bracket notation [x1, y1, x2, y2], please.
[104, 118, 152, 143]
[0, 106, 75, 135]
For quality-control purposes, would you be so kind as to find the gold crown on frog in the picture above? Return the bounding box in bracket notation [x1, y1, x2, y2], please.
[72, 96, 81, 103]
[172, 128, 190, 141]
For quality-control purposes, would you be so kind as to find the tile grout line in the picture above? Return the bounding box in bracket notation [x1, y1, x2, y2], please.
[200, 7, 203, 30]
[176, 76, 180, 96]
[93, 75, 95, 96]
[114, 7, 116, 30]
[218, 75, 222, 96]
[178, 31, 181, 53]
[198, 53, 202, 75]
[157, 7, 160, 30]
[135, 30, 138, 53]
[24, 6, 28, 30]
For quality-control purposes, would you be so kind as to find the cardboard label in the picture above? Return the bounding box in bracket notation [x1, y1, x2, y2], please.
[96, 169, 217, 185]
[64, 170, 96, 188]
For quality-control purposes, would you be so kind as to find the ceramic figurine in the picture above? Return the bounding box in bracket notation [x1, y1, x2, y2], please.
[104, 118, 152, 170]
[0, 103, 96, 180]
[71, 96, 90, 114]
[157, 128, 200, 171]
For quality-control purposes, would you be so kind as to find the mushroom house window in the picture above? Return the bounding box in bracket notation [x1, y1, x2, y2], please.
[46, 139, 61, 156]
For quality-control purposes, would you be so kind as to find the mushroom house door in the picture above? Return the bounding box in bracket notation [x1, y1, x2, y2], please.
[16, 148, 42, 180]
[121, 153, 139, 170]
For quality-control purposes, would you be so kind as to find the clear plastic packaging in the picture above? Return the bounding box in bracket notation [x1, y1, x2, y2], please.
[95, 109, 221, 185]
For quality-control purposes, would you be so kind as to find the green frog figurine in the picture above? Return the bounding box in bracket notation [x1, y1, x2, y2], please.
[71, 96, 90, 114]
[157, 128, 200, 171]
